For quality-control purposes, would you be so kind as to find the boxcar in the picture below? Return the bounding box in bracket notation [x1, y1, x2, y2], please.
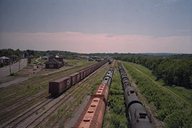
[49, 76, 71, 97]
[70, 73, 78, 86]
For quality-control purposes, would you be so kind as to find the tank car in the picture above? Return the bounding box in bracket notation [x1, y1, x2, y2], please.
[119, 63, 153, 128]
[124, 86, 141, 108]
[102, 70, 113, 86]
[128, 102, 152, 128]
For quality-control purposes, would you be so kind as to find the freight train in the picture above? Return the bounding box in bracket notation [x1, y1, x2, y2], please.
[118, 63, 153, 128]
[74, 67, 114, 128]
[49, 60, 108, 97]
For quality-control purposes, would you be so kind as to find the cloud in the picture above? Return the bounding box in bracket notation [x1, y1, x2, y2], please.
[0, 32, 191, 53]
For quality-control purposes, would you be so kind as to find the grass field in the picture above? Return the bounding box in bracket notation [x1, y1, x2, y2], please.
[123, 61, 192, 128]
[103, 65, 127, 128]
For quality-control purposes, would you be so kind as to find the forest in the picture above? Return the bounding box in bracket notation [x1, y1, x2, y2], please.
[114, 53, 192, 89]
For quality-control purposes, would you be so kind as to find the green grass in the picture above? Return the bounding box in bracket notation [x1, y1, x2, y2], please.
[126, 62, 192, 105]
[123, 61, 192, 128]
[103, 67, 127, 128]
[165, 86, 192, 105]
[65, 59, 88, 66]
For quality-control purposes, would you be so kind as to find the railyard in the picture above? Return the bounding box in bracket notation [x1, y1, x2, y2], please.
[0, 59, 95, 124]
[0, 57, 191, 128]
[0, 59, 114, 128]
[1, 1, 192, 128]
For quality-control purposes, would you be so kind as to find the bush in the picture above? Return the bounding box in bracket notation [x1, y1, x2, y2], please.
[164, 110, 192, 128]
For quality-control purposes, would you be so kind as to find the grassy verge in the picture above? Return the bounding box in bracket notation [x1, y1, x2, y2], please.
[103, 67, 127, 128]
[123, 61, 192, 128]
[165, 86, 192, 105]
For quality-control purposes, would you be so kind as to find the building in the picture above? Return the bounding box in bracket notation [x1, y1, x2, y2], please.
[45, 56, 64, 69]
[0, 56, 10, 66]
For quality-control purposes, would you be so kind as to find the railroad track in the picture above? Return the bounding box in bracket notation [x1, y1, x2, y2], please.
[45, 78, 95, 128]
[0, 91, 47, 124]
[1, 64, 108, 128]
[41, 64, 110, 128]
[34, 64, 108, 128]
[0, 62, 94, 107]
[0, 63, 96, 123]
[1, 98, 52, 128]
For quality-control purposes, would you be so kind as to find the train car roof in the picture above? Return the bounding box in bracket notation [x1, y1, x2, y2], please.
[53, 76, 70, 82]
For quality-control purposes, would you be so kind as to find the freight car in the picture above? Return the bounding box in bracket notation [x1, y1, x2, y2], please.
[102, 67, 114, 86]
[74, 67, 114, 128]
[118, 63, 153, 128]
[49, 60, 108, 97]
[74, 85, 108, 128]
[49, 76, 71, 96]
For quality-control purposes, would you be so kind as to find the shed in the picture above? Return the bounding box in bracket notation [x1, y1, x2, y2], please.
[45, 57, 63, 69]
[0, 56, 10, 65]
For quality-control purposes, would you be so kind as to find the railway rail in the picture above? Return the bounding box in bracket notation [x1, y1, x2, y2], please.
[74, 61, 115, 128]
[0, 91, 47, 124]
[0, 61, 98, 124]
[1, 63, 108, 128]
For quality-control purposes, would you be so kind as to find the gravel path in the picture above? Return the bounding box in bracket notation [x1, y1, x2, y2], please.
[0, 77, 29, 88]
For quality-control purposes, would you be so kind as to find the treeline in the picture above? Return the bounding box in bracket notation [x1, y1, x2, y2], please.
[0, 49, 22, 58]
[115, 54, 192, 89]
[46, 50, 78, 59]
[0, 49, 78, 59]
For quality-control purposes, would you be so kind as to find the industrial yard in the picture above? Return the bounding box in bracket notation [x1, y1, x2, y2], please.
[0, 1, 192, 128]
[0, 52, 191, 128]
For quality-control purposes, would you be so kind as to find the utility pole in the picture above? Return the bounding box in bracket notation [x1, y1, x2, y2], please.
[19, 59, 21, 70]
[9, 61, 12, 75]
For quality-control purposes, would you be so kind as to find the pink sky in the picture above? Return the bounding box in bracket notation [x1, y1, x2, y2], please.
[0, 32, 191, 53]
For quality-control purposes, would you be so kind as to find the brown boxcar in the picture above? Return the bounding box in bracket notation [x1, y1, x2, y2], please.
[80, 70, 85, 80]
[49, 60, 108, 97]
[49, 76, 71, 97]
[70, 73, 78, 86]
[76, 72, 81, 83]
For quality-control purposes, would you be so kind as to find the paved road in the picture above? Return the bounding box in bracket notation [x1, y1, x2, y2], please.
[0, 59, 28, 78]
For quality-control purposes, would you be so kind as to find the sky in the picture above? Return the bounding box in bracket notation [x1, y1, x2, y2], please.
[0, 0, 192, 53]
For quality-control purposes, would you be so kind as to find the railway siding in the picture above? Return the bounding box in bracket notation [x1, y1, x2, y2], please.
[0, 60, 94, 124]
[1, 62, 108, 128]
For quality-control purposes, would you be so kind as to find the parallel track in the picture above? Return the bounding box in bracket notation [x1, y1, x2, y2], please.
[1, 64, 108, 128]
[0, 62, 95, 123]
